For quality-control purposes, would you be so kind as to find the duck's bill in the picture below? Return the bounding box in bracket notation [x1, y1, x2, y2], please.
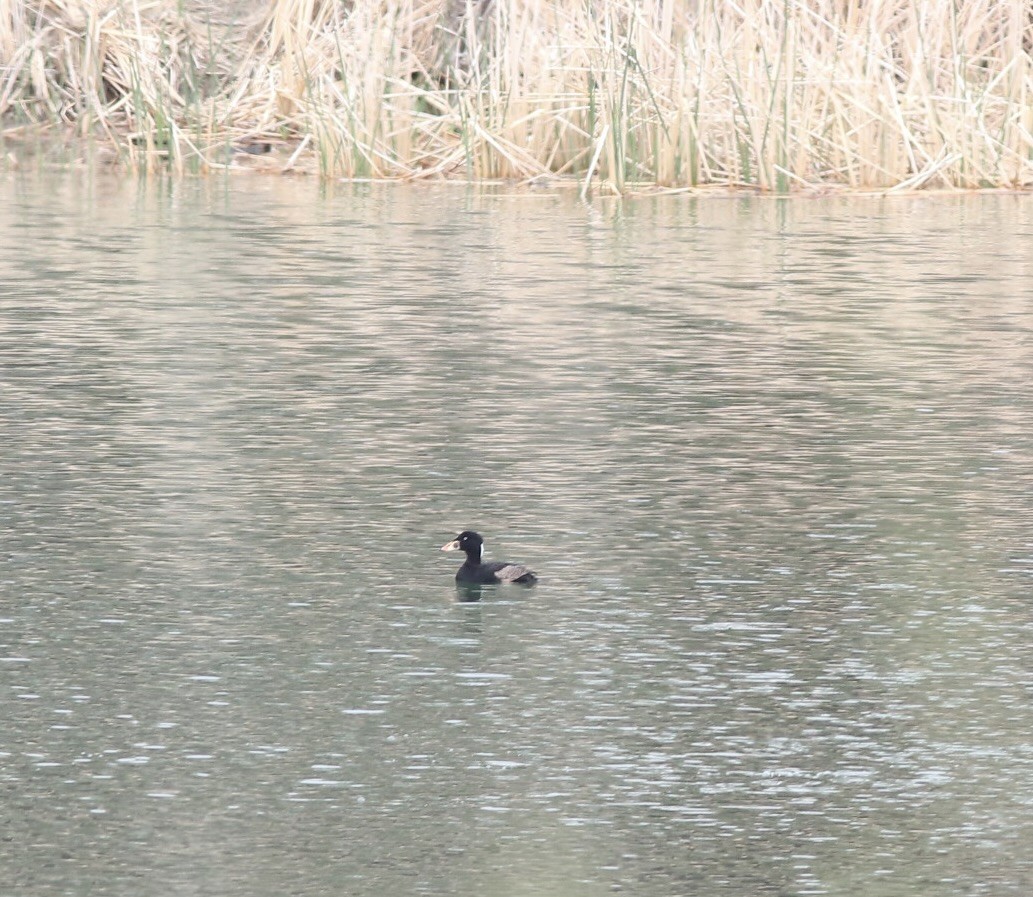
[440, 540, 460, 552]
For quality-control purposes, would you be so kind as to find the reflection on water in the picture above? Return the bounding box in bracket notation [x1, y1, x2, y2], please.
[2, 172, 1033, 896]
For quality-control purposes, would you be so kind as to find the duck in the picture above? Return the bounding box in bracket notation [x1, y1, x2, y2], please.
[440, 531, 538, 585]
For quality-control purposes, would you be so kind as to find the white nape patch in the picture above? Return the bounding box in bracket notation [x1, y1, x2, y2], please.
[477, 543, 485, 562]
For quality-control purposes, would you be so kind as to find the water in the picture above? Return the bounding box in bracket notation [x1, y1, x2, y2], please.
[2, 171, 1033, 896]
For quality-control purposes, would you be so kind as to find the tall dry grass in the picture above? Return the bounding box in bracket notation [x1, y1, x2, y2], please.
[1, 0, 1031, 190]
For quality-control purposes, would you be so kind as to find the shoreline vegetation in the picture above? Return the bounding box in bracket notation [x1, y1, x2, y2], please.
[1, 0, 1032, 193]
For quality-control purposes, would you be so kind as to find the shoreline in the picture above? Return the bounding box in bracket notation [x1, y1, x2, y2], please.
[5, 138, 1033, 200]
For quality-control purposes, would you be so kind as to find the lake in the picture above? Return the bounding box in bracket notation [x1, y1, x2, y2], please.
[2, 171, 1033, 896]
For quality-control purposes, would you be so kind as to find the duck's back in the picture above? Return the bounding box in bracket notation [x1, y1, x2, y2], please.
[458, 561, 538, 585]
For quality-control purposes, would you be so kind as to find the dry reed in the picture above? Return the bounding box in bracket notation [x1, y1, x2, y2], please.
[1, 0, 1031, 190]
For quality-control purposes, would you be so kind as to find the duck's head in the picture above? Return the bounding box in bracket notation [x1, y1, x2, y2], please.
[441, 530, 484, 562]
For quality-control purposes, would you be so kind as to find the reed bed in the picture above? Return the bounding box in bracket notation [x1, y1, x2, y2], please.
[2, 0, 1031, 191]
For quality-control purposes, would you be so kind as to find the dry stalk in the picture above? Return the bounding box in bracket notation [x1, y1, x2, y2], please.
[0, 0, 1030, 189]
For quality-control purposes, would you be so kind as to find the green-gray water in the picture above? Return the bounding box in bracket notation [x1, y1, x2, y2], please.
[2, 173, 1033, 896]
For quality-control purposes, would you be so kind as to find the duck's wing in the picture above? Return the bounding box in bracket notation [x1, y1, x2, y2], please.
[488, 562, 538, 585]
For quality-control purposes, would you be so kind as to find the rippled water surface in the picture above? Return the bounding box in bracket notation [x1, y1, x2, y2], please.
[2, 172, 1033, 896]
